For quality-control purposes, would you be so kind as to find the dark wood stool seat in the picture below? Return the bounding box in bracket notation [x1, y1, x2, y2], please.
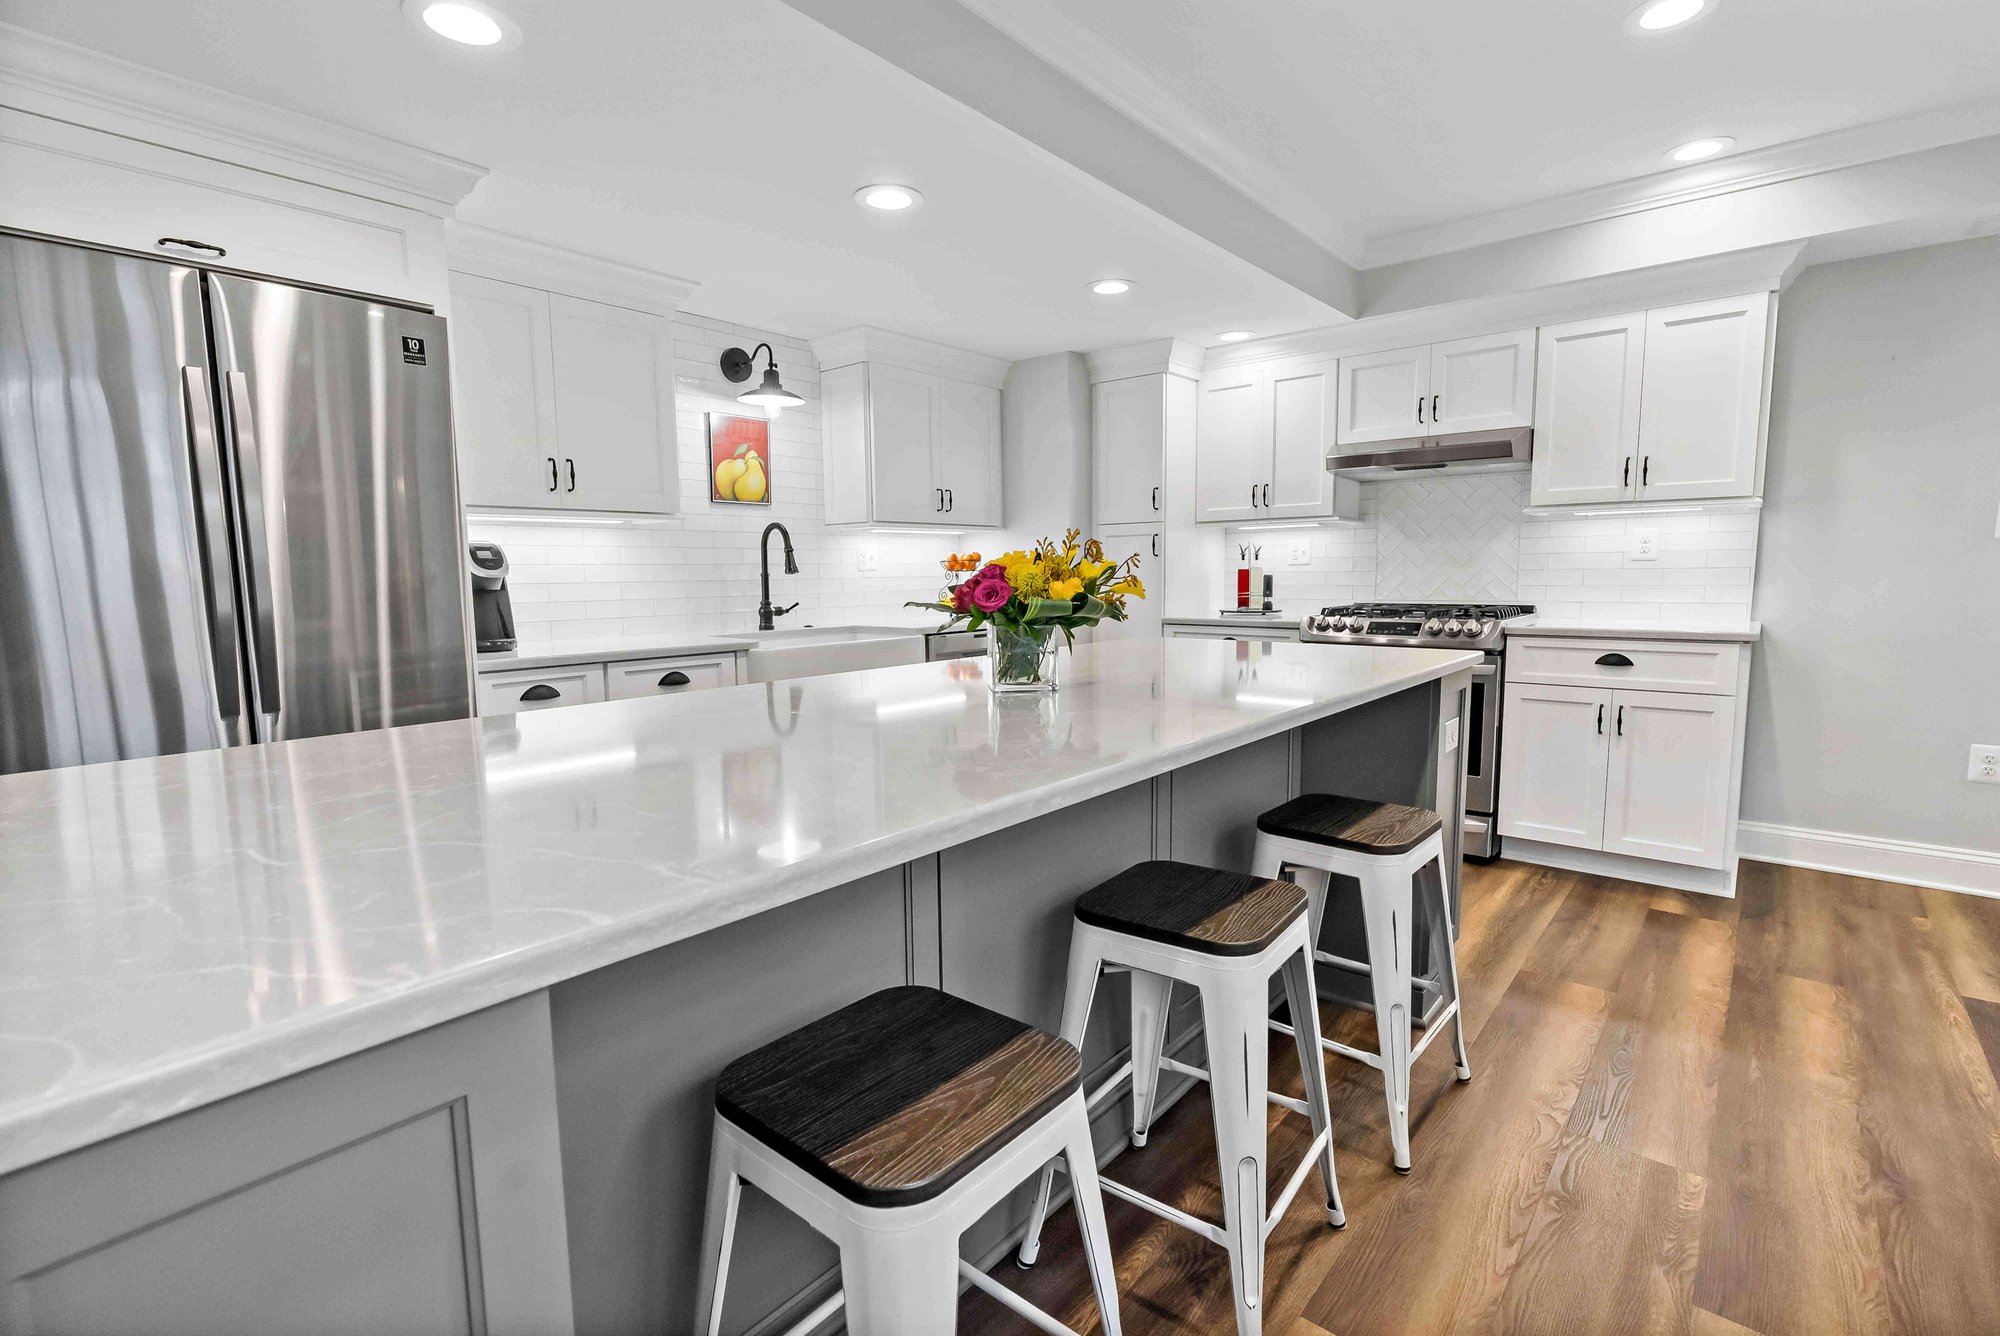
[714, 985, 1080, 1208]
[1256, 793, 1442, 855]
[1074, 860, 1307, 957]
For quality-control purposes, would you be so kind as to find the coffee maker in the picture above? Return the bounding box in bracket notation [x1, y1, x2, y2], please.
[468, 542, 517, 653]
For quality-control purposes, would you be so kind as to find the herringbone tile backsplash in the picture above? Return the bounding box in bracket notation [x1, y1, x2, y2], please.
[1239, 471, 1757, 623]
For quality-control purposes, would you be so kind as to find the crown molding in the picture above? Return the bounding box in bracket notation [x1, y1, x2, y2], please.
[446, 224, 699, 314]
[1360, 96, 2000, 268]
[1202, 242, 1806, 370]
[952, 0, 1358, 264]
[809, 326, 1011, 386]
[1084, 338, 1205, 383]
[0, 23, 486, 216]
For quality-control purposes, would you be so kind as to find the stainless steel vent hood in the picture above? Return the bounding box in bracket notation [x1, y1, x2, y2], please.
[1329, 426, 1532, 480]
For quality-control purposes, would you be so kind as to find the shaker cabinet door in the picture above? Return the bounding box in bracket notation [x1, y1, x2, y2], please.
[548, 295, 678, 514]
[1263, 358, 1338, 519]
[936, 376, 1002, 527]
[1530, 313, 1646, 507]
[1427, 328, 1535, 436]
[1602, 689, 1737, 869]
[1635, 294, 1771, 502]
[449, 273, 562, 509]
[1193, 370, 1266, 523]
[1093, 376, 1166, 527]
[1335, 345, 1427, 446]
[865, 364, 944, 524]
[1497, 681, 1612, 852]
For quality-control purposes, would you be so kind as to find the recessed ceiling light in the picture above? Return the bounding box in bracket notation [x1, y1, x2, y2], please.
[854, 184, 923, 212]
[1630, 0, 1714, 32]
[1090, 278, 1133, 297]
[1668, 136, 1736, 163]
[403, 0, 520, 49]
[1216, 330, 1255, 343]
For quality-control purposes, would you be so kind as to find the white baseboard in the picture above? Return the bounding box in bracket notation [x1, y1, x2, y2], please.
[1737, 821, 2000, 900]
[1504, 838, 1738, 897]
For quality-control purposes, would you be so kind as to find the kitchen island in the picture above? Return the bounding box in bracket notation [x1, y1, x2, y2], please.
[0, 638, 1476, 1336]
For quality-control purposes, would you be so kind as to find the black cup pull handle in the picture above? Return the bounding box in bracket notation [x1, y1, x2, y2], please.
[520, 684, 561, 702]
[657, 671, 692, 688]
[1595, 652, 1635, 667]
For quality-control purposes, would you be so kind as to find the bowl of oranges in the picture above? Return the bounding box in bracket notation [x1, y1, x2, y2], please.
[941, 552, 982, 583]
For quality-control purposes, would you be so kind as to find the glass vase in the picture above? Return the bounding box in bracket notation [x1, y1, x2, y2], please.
[987, 622, 1060, 694]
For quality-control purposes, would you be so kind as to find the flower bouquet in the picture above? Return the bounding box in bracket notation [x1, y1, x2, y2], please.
[910, 530, 1145, 693]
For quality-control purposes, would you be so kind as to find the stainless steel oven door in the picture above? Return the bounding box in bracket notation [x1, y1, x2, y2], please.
[925, 629, 988, 661]
[1463, 658, 1500, 815]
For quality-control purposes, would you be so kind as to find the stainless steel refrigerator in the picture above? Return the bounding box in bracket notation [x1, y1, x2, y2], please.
[0, 231, 472, 774]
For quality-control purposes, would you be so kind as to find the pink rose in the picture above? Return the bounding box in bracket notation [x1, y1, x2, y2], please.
[969, 575, 1012, 612]
[951, 581, 976, 613]
[976, 563, 1005, 581]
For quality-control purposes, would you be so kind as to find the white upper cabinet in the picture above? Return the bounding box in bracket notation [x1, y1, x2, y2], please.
[1427, 329, 1537, 436]
[1634, 294, 1772, 502]
[1335, 345, 1429, 447]
[1193, 369, 1265, 523]
[448, 274, 563, 510]
[1263, 358, 1340, 519]
[936, 375, 1003, 527]
[546, 295, 677, 514]
[1194, 357, 1352, 523]
[1530, 292, 1773, 508]
[1334, 329, 1533, 448]
[1530, 312, 1646, 507]
[815, 331, 1005, 528]
[1094, 376, 1167, 527]
[449, 273, 679, 515]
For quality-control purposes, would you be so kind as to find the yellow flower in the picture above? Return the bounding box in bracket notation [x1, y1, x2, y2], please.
[1050, 576, 1084, 600]
[1081, 559, 1113, 582]
[1110, 576, 1146, 599]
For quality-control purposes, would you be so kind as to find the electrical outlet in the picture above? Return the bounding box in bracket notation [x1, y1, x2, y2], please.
[1972, 744, 2000, 784]
[1629, 529, 1660, 562]
[1287, 538, 1311, 566]
[857, 547, 878, 572]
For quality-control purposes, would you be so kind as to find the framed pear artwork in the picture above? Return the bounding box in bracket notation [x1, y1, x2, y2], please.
[707, 413, 771, 506]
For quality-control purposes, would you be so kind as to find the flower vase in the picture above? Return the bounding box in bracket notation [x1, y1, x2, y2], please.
[987, 623, 1060, 694]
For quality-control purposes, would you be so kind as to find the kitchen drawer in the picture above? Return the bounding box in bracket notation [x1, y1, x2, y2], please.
[476, 665, 606, 716]
[605, 654, 739, 700]
[1166, 626, 1300, 642]
[1507, 638, 1741, 695]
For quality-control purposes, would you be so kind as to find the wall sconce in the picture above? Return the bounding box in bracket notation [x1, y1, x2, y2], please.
[721, 343, 804, 409]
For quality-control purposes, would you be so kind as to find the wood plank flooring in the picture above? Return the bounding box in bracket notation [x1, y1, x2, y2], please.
[959, 859, 2000, 1336]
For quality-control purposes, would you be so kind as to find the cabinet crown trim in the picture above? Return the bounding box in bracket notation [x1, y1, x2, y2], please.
[810, 326, 1010, 387]
[0, 22, 487, 216]
[1085, 338, 1205, 383]
[447, 224, 699, 313]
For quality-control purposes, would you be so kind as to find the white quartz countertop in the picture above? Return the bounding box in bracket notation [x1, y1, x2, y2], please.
[0, 640, 1478, 1175]
[1506, 618, 1762, 643]
[476, 633, 757, 672]
[1162, 615, 1301, 630]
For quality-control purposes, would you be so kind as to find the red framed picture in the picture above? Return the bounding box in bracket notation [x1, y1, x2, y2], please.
[708, 413, 771, 505]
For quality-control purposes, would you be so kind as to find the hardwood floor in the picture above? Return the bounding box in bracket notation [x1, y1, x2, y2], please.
[958, 859, 2000, 1336]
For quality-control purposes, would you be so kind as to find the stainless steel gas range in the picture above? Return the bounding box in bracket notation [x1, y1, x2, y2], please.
[1298, 602, 1536, 859]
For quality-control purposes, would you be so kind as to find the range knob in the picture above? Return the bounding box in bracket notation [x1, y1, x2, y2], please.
[1346, 615, 1369, 632]
[1473, 618, 1496, 639]
[1423, 617, 1445, 635]
[1443, 618, 1464, 636]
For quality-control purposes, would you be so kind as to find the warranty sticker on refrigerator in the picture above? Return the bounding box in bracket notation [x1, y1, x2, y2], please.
[401, 336, 427, 366]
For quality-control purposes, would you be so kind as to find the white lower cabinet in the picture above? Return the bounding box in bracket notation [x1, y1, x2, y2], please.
[1499, 638, 1746, 876]
[478, 665, 607, 716]
[604, 654, 739, 700]
[1601, 690, 1737, 868]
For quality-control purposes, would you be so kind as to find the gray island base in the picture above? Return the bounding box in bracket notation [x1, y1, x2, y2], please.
[0, 640, 1475, 1335]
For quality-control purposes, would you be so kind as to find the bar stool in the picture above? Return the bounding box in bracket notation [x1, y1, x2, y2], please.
[1016, 861, 1345, 1336]
[693, 985, 1121, 1336]
[1250, 794, 1471, 1174]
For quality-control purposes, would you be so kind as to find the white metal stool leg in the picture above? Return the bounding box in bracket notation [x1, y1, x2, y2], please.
[1018, 925, 1106, 1269]
[1198, 972, 1272, 1336]
[1128, 969, 1174, 1147]
[1061, 1100, 1126, 1336]
[1279, 943, 1345, 1228]
[692, 1115, 743, 1336]
[1253, 827, 1469, 1172]
[837, 1221, 962, 1335]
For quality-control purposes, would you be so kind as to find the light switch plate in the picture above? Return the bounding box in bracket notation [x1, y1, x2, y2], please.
[1629, 529, 1660, 562]
[1287, 539, 1311, 566]
[857, 548, 878, 572]
[1972, 743, 2000, 783]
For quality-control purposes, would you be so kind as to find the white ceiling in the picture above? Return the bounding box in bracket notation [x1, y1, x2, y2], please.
[1005, 0, 2000, 259]
[0, 0, 1341, 359]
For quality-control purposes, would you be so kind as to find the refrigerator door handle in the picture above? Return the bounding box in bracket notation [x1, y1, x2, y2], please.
[225, 369, 283, 724]
[180, 367, 246, 740]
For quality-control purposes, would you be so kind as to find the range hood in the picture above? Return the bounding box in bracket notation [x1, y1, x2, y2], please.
[1329, 426, 1533, 480]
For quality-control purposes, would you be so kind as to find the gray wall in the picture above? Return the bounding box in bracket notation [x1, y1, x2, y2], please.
[1743, 233, 2000, 853]
[995, 351, 1092, 555]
